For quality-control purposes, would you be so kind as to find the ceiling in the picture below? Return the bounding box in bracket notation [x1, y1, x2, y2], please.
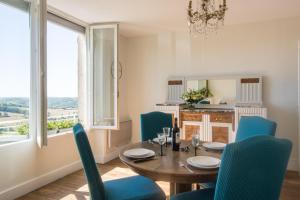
[48, 0, 300, 37]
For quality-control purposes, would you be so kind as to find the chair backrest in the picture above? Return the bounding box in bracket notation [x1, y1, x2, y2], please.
[214, 135, 292, 200]
[140, 111, 173, 141]
[73, 123, 105, 200]
[235, 116, 277, 142]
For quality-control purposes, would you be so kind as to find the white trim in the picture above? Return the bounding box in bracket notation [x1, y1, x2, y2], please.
[0, 138, 32, 150]
[36, 0, 48, 147]
[47, 5, 89, 28]
[30, 0, 38, 143]
[0, 160, 82, 200]
[47, 131, 73, 139]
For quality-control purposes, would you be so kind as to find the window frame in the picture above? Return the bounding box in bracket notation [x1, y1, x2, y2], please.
[0, 0, 33, 146]
[45, 20, 85, 137]
[0, 0, 119, 148]
[89, 24, 119, 130]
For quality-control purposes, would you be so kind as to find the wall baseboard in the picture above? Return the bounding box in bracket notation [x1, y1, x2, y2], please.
[0, 161, 82, 200]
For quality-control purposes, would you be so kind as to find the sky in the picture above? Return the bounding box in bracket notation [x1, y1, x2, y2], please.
[0, 3, 79, 98]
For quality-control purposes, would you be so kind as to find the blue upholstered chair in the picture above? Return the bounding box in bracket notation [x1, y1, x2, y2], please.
[235, 116, 277, 142]
[140, 111, 173, 141]
[171, 135, 292, 200]
[73, 123, 166, 200]
[201, 116, 277, 189]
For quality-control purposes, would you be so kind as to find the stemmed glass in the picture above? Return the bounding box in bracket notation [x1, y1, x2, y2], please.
[162, 127, 170, 147]
[157, 133, 166, 156]
[192, 134, 201, 156]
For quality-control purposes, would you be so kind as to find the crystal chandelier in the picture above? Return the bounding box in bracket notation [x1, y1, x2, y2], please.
[187, 0, 228, 35]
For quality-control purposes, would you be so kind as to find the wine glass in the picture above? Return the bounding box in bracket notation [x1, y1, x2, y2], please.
[157, 133, 166, 156]
[192, 134, 200, 156]
[162, 127, 170, 147]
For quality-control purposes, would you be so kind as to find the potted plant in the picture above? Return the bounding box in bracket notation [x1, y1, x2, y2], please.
[181, 88, 213, 108]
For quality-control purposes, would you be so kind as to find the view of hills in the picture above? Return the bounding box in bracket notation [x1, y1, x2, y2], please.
[0, 97, 79, 138]
[0, 97, 78, 109]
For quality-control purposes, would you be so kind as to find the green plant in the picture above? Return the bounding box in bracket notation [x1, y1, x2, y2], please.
[17, 124, 29, 135]
[16, 120, 77, 135]
[47, 120, 76, 131]
[181, 88, 213, 106]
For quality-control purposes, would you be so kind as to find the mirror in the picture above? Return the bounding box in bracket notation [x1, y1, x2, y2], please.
[186, 79, 236, 105]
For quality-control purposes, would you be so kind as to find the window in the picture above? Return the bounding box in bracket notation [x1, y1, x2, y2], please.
[47, 20, 84, 136]
[91, 24, 119, 129]
[0, 0, 118, 146]
[0, 1, 30, 144]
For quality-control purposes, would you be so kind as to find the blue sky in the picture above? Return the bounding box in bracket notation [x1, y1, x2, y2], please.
[0, 3, 79, 98]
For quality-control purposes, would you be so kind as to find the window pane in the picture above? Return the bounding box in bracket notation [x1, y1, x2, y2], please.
[92, 27, 118, 128]
[0, 3, 30, 144]
[47, 21, 81, 135]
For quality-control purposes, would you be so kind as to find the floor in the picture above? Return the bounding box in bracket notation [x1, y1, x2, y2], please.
[18, 159, 300, 200]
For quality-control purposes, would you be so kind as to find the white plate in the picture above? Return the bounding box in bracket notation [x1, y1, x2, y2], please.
[123, 148, 155, 159]
[203, 142, 226, 150]
[153, 137, 172, 143]
[187, 156, 221, 169]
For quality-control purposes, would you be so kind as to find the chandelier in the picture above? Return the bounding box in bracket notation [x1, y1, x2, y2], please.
[187, 0, 228, 35]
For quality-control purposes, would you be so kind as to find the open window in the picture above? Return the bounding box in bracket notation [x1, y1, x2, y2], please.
[46, 13, 86, 136]
[0, 0, 31, 145]
[90, 24, 119, 129]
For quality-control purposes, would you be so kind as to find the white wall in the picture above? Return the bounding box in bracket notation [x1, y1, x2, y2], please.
[125, 17, 300, 170]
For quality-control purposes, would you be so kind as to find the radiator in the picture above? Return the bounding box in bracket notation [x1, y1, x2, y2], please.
[167, 77, 185, 104]
[234, 107, 267, 131]
[108, 120, 132, 149]
[236, 77, 263, 106]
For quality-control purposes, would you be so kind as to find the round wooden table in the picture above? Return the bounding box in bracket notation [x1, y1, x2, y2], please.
[119, 141, 221, 195]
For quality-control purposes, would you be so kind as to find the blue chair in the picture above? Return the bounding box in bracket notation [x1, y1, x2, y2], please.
[140, 111, 173, 141]
[171, 135, 292, 200]
[73, 123, 166, 200]
[200, 116, 277, 189]
[235, 116, 277, 142]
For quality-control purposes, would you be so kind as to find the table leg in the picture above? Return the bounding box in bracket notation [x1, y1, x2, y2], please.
[170, 183, 175, 196]
[170, 183, 192, 196]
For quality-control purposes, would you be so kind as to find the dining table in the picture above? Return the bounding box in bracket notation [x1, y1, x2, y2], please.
[119, 140, 222, 195]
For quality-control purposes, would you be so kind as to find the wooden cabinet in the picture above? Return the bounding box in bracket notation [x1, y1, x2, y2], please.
[209, 112, 234, 143]
[155, 105, 268, 143]
[180, 111, 235, 143]
[184, 123, 202, 140]
[212, 127, 228, 143]
[182, 121, 203, 140]
[210, 112, 234, 124]
[180, 111, 202, 127]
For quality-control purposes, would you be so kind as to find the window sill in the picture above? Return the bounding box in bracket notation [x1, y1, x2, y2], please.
[47, 131, 73, 139]
[0, 137, 33, 150]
